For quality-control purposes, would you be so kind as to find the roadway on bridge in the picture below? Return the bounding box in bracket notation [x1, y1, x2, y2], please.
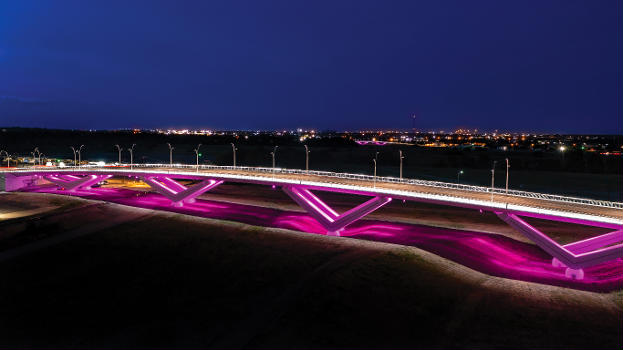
[142, 166, 623, 223]
[4, 166, 623, 224]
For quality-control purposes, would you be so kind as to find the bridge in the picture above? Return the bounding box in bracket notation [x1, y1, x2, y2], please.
[1, 164, 622, 280]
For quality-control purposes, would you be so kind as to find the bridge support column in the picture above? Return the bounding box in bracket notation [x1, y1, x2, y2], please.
[283, 185, 391, 235]
[552, 258, 566, 268]
[44, 174, 112, 191]
[496, 212, 623, 280]
[142, 176, 223, 207]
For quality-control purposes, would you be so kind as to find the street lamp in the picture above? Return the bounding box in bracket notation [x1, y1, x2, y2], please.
[114, 144, 122, 164]
[559, 145, 566, 165]
[270, 146, 278, 170]
[32, 147, 40, 165]
[505, 158, 510, 194]
[167, 143, 174, 166]
[194, 143, 202, 172]
[128, 144, 136, 170]
[399, 150, 404, 179]
[39, 154, 45, 166]
[77, 145, 84, 167]
[70, 146, 77, 166]
[457, 170, 464, 184]
[304, 145, 310, 173]
[490, 160, 497, 201]
[373, 158, 377, 188]
[231, 143, 237, 167]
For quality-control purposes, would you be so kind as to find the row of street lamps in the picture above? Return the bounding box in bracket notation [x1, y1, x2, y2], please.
[16, 144, 389, 178]
[3, 145, 417, 187]
[458, 158, 510, 197]
[6, 145, 511, 193]
[104, 143, 391, 181]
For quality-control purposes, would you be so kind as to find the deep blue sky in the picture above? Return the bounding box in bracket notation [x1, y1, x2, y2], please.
[0, 0, 620, 133]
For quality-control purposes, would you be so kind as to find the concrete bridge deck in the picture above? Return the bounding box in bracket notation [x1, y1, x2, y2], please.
[3, 165, 620, 226]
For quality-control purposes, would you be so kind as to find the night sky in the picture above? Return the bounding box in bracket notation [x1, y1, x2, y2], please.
[0, 0, 620, 133]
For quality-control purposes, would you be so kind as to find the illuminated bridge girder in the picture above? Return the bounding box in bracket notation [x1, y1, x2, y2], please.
[141, 176, 223, 207]
[496, 212, 623, 280]
[283, 185, 392, 235]
[44, 174, 112, 191]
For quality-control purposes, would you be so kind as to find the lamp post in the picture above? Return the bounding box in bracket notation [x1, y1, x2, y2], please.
[77, 145, 84, 167]
[399, 150, 404, 179]
[128, 144, 136, 170]
[457, 170, 463, 184]
[373, 158, 377, 188]
[0, 150, 9, 168]
[39, 154, 45, 166]
[114, 144, 122, 164]
[167, 143, 174, 166]
[32, 147, 40, 165]
[70, 146, 77, 166]
[505, 158, 510, 194]
[231, 143, 237, 167]
[270, 146, 278, 170]
[490, 160, 497, 201]
[194, 143, 202, 172]
[304, 145, 310, 173]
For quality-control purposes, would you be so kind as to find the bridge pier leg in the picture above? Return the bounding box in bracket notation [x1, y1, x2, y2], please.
[283, 186, 391, 234]
[141, 176, 223, 206]
[327, 229, 343, 237]
[496, 212, 623, 280]
[552, 258, 566, 268]
[44, 174, 112, 191]
[565, 267, 584, 280]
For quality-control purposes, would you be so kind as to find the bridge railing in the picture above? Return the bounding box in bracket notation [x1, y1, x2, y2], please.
[7, 163, 623, 209]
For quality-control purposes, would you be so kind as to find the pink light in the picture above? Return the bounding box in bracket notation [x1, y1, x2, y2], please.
[291, 187, 335, 223]
[18, 180, 623, 292]
[355, 140, 389, 146]
[301, 189, 339, 218]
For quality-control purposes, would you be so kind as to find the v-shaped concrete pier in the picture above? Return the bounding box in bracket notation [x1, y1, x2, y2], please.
[44, 174, 112, 191]
[496, 212, 623, 280]
[142, 176, 223, 207]
[283, 185, 391, 235]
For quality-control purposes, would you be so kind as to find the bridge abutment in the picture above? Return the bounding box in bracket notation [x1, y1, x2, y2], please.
[0, 173, 44, 191]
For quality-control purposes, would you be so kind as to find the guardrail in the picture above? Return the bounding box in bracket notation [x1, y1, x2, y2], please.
[6, 163, 623, 210]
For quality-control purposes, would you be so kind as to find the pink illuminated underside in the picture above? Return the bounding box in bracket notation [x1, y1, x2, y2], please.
[22, 185, 623, 292]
